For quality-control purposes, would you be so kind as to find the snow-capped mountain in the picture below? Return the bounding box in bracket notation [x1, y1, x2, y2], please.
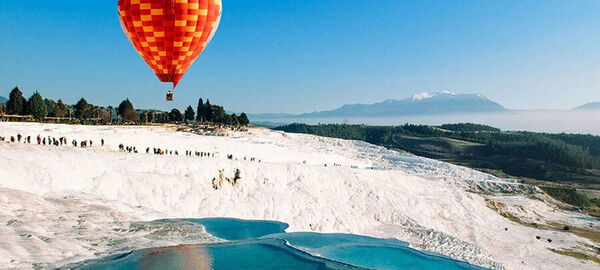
[573, 102, 600, 111]
[411, 90, 456, 100]
[296, 91, 507, 117]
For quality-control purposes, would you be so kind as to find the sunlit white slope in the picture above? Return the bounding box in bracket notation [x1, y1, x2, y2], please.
[0, 123, 597, 269]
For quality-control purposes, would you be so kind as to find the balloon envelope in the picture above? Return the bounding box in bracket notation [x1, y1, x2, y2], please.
[118, 0, 222, 89]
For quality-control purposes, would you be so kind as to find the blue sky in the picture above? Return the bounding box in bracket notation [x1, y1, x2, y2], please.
[1, 0, 599, 113]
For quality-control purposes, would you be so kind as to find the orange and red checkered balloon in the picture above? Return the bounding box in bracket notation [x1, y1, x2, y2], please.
[118, 0, 222, 89]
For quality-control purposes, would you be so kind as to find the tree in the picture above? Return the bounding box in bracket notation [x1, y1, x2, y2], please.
[118, 98, 134, 117]
[204, 99, 212, 122]
[140, 111, 148, 123]
[196, 98, 204, 122]
[148, 110, 156, 123]
[123, 109, 139, 122]
[211, 105, 226, 124]
[185, 105, 195, 122]
[44, 98, 58, 117]
[7, 87, 26, 115]
[106, 106, 114, 122]
[169, 108, 182, 122]
[228, 113, 240, 126]
[27, 91, 47, 120]
[74, 98, 90, 119]
[99, 109, 112, 124]
[155, 111, 167, 123]
[89, 106, 100, 119]
[239, 112, 250, 126]
[55, 99, 67, 118]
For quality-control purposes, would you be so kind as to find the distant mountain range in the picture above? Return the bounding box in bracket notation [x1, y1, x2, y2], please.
[573, 102, 600, 111]
[2, 91, 598, 116]
[251, 91, 508, 119]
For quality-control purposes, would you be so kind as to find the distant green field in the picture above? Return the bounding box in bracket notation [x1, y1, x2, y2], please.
[540, 187, 595, 208]
[276, 123, 600, 189]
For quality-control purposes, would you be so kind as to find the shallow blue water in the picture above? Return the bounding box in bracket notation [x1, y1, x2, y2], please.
[77, 239, 359, 270]
[263, 232, 481, 270]
[208, 239, 361, 270]
[184, 217, 289, 240]
[76, 218, 487, 270]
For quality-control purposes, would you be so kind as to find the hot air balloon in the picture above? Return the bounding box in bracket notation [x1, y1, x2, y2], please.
[118, 0, 222, 101]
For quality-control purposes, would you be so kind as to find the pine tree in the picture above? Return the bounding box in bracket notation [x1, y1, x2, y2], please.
[27, 91, 47, 120]
[204, 99, 212, 122]
[229, 113, 240, 126]
[211, 105, 226, 124]
[74, 98, 90, 119]
[184, 105, 195, 122]
[118, 98, 134, 117]
[7, 87, 26, 115]
[56, 99, 67, 117]
[169, 108, 182, 122]
[239, 113, 250, 126]
[196, 98, 204, 122]
[44, 98, 57, 117]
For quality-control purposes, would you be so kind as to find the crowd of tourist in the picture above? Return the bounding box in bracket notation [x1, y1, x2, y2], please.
[0, 133, 102, 148]
[1, 132, 367, 169]
[2, 132, 265, 164]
